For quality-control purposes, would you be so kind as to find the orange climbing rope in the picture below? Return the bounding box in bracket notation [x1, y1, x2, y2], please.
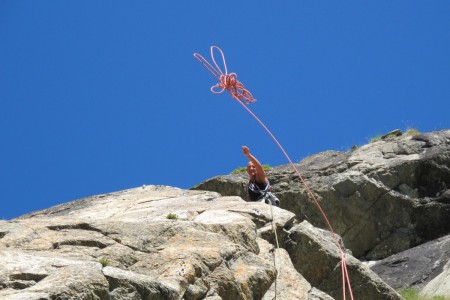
[194, 46, 256, 105]
[194, 46, 355, 300]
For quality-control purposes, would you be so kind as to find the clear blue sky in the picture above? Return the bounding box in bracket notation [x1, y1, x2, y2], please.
[1, 1, 450, 220]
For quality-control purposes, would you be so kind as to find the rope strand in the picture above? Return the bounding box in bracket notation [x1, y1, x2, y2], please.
[269, 200, 279, 299]
[194, 46, 354, 300]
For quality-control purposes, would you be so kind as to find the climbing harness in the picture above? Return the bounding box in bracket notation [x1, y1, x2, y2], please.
[248, 179, 280, 207]
[194, 46, 355, 300]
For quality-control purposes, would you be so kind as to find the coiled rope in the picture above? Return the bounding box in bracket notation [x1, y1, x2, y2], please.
[194, 46, 256, 104]
[194, 46, 354, 300]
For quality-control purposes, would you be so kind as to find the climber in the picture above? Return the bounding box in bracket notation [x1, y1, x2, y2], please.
[242, 146, 280, 207]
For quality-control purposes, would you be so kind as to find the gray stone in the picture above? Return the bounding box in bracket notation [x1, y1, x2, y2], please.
[369, 234, 450, 290]
[3, 129, 450, 299]
[0, 186, 300, 300]
[259, 239, 313, 300]
[420, 259, 450, 298]
[284, 221, 401, 300]
[193, 130, 450, 260]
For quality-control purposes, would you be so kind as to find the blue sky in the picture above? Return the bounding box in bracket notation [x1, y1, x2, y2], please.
[1, 1, 450, 220]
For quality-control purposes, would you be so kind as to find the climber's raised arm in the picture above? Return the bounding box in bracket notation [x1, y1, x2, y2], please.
[242, 146, 268, 185]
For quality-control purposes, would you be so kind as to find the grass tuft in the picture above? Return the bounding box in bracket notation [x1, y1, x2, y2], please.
[231, 164, 271, 174]
[405, 128, 421, 136]
[99, 257, 109, 267]
[399, 288, 450, 300]
[369, 134, 382, 143]
[166, 213, 178, 220]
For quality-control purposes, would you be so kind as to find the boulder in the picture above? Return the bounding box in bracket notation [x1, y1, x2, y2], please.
[284, 221, 401, 300]
[369, 234, 450, 291]
[0, 250, 109, 299]
[258, 239, 333, 300]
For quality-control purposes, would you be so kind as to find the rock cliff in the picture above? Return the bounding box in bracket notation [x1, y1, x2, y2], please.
[193, 129, 450, 297]
[1, 186, 399, 299]
[1, 129, 449, 299]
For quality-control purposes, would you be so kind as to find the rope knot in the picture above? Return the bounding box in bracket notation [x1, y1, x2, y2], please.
[194, 46, 256, 104]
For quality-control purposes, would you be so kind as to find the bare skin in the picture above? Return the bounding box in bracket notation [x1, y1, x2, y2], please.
[242, 146, 268, 185]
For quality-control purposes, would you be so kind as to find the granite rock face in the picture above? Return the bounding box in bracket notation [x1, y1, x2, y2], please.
[285, 221, 400, 300]
[0, 185, 400, 299]
[193, 130, 450, 260]
[0, 187, 277, 299]
[192, 130, 450, 296]
[3, 129, 449, 299]
[369, 234, 450, 291]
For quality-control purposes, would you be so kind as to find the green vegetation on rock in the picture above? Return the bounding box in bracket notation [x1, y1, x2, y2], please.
[231, 164, 271, 174]
[166, 213, 178, 220]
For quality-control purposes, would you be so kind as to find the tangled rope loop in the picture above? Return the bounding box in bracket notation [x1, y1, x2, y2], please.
[194, 46, 256, 104]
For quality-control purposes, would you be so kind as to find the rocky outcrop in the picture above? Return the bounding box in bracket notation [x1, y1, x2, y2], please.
[3, 129, 449, 298]
[0, 185, 400, 299]
[193, 130, 450, 261]
[0, 187, 273, 299]
[285, 221, 400, 300]
[369, 234, 450, 291]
